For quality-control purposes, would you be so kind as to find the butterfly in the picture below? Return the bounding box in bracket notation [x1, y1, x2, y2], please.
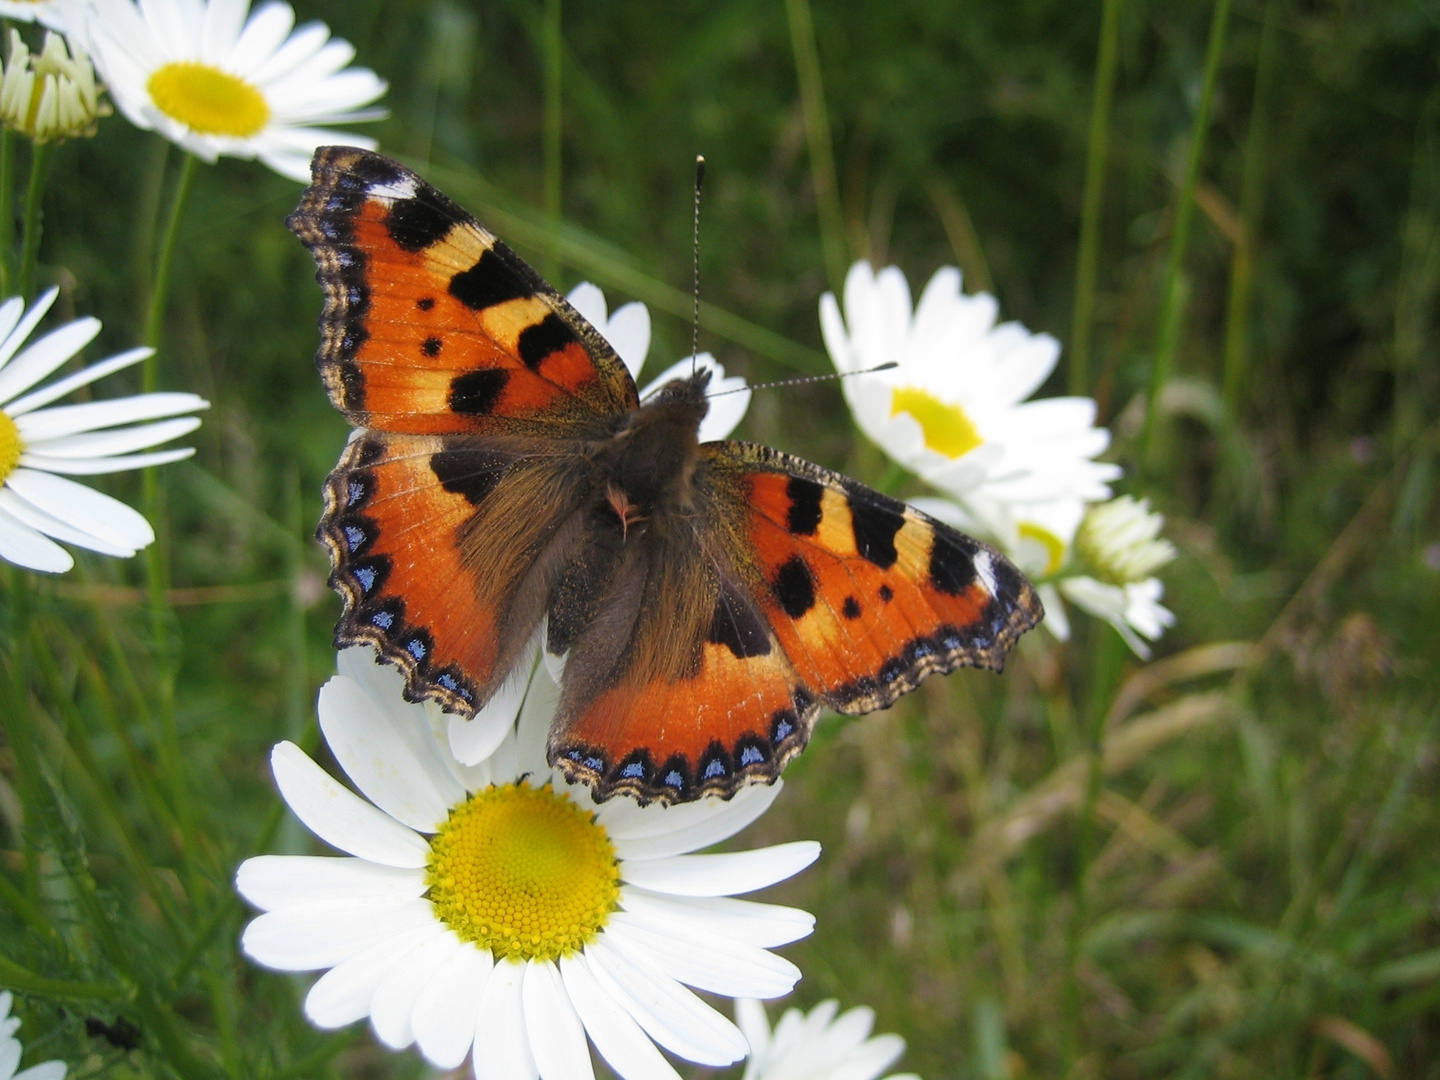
[288, 147, 1043, 805]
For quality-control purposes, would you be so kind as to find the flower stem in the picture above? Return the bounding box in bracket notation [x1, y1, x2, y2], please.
[785, 0, 848, 293]
[17, 140, 51, 301]
[1142, 0, 1233, 464]
[1069, 0, 1125, 396]
[0, 129, 13, 296]
[542, 0, 563, 283]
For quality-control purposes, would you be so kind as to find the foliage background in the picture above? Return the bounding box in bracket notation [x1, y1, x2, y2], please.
[2, 0, 1439, 1077]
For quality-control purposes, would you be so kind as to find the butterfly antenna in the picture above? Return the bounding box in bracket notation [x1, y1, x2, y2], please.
[691, 155, 705, 378]
[708, 361, 899, 398]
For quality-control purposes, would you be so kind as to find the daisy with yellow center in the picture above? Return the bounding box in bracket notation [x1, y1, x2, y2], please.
[820, 260, 1119, 551]
[64, 0, 386, 180]
[238, 647, 819, 1080]
[0, 289, 207, 573]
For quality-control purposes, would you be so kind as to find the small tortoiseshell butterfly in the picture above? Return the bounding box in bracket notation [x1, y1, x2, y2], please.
[288, 147, 1043, 805]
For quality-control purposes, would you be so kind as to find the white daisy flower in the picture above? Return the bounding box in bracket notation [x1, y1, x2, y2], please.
[0, 289, 208, 574]
[0, 1, 66, 32]
[567, 281, 751, 442]
[820, 260, 1118, 549]
[66, 0, 386, 181]
[736, 998, 917, 1080]
[0, 991, 66, 1080]
[238, 647, 819, 1080]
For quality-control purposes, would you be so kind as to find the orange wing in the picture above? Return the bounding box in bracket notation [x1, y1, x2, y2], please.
[287, 147, 637, 436]
[548, 443, 1042, 804]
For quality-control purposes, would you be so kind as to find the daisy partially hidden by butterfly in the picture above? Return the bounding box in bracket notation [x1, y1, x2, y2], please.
[238, 647, 818, 1080]
[287, 147, 1042, 807]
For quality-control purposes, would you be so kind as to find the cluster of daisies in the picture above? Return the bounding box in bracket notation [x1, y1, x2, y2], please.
[0, 1, 1178, 1078]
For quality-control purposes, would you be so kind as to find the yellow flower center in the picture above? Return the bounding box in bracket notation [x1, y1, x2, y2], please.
[1017, 521, 1067, 577]
[146, 62, 269, 137]
[890, 386, 983, 459]
[0, 410, 22, 483]
[425, 781, 620, 963]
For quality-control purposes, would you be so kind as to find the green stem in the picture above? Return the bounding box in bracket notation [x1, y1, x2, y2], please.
[0, 129, 13, 297]
[1142, 0, 1233, 463]
[17, 141, 51, 302]
[542, 0, 563, 283]
[785, 0, 848, 293]
[0, 954, 124, 1002]
[1221, 0, 1279, 417]
[1069, 0, 1125, 396]
[143, 151, 198, 360]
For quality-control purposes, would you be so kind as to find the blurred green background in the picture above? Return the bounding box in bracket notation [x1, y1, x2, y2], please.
[4, 0, 1440, 1077]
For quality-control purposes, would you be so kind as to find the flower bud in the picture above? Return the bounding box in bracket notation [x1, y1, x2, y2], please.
[0, 29, 109, 142]
[1075, 495, 1177, 585]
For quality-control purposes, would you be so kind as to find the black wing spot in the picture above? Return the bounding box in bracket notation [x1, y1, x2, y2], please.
[785, 476, 823, 535]
[448, 368, 509, 414]
[772, 556, 815, 619]
[842, 595, 862, 620]
[849, 494, 904, 569]
[416, 296, 435, 311]
[707, 582, 772, 659]
[421, 336, 442, 357]
[386, 195, 453, 252]
[929, 535, 977, 595]
[429, 447, 511, 505]
[449, 248, 533, 311]
[879, 583, 894, 602]
[517, 312, 577, 372]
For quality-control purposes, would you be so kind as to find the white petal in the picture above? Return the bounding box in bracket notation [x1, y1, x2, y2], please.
[475, 959, 537, 1080]
[560, 954, 681, 1080]
[369, 928, 463, 1050]
[620, 842, 819, 897]
[318, 674, 460, 832]
[17, 447, 195, 475]
[304, 923, 439, 1029]
[241, 898, 435, 971]
[735, 998, 770, 1067]
[25, 417, 199, 458]
[565, 282, 608, 330]
[412, 944, 493, 1069]
[200, 0, 248, 60]
[229, 0, 295, 75]
[0, 488, 134, 557]
[0, 505, 71, 572]
[1037, 583, 1069, 640]
[0, 288, 57, 371]
[3, 469, 153, 548]
[0, 297, 24, 352]
[618, 888, 813, 948]
[831, 1035, 907, 1080]
[523, 959, 593, 1080]
[0, 1035, 18, 1078]
[13, 1063, 66, 1080]
[609, 781, 781, 861]
[3, 346, 151, 416]
[448, 662, 529, 767]
[235, 855, 424, 911]
[605, 301, 651, 382]
[14, 392, 208, 441]
[586, 939, 745, 1066]
[603, 916, 799, 998]
[0, 316, 100, 404]
[269, 741, 430, 867]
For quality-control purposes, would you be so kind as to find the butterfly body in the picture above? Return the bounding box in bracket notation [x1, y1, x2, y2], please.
[290, 147, 1043, 805]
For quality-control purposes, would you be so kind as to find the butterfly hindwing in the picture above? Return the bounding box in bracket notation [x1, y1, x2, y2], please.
[547, 440, 1042, 804]
[288, 147, 638, 437]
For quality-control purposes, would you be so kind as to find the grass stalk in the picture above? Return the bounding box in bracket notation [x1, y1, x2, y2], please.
[542, 0, 563, 283]
[784, 0, 848, 293]
[16, 140, 50, 302]
[1143, 0, 1234, 463]
[1221, 0, 1279, 417]
[0, 129, 13, 296]
[1069, 0, 1124, 395]
[0, 953, 123, 1001]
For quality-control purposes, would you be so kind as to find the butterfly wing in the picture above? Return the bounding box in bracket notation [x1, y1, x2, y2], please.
[548, 442, 1042, 804]
[292, 147, 637, 711]
[287, 147, 638, 437]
